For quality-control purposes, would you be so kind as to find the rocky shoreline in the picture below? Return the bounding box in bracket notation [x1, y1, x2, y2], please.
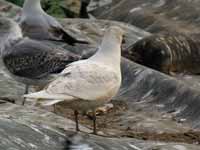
[1, 1, 200, 149]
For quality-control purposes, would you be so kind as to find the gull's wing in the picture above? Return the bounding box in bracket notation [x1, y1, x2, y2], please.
[45, 62, 121, 101]
[44, 14, 89, 45]
[3, 38, 80, 79]
[19, 13, 88, 45]
[19, 15, 53, 40]
[20, 22, 51, 40]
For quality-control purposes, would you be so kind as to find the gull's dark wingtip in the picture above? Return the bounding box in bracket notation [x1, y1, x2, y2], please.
[63, 36, 89, 46]
[61, 29, 89, 46]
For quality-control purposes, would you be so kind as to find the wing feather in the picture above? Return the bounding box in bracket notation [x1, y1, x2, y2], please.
[46, 62, 121, 101]
[3, 38, 79, 79]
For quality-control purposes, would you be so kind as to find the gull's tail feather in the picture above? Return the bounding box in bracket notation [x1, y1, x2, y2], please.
[37, 99, 64, 106]
[24, 91, 75, 106]
[24, 90, 74, 100]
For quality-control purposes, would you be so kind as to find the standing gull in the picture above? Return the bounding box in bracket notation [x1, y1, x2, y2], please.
[0, 17, 80, 105]
[19, 0, 88, 45]
[24, 26, 124, 134]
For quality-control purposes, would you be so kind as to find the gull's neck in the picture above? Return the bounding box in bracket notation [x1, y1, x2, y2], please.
[23, 0, 44, 15]
[90, 33, 122, 71]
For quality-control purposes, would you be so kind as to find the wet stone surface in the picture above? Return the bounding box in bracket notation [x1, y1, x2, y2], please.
[0, 103, 200, 150]
[125, 33, 200, 75]
[90, 0, 200, 34]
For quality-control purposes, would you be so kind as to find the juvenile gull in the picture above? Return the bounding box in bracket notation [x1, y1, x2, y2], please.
[19, 0, 88, 45]
[0, 17, 80, 105]
[24, 26, 124, 134]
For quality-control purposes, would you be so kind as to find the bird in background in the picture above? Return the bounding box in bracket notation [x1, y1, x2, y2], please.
[24, 26, 124, 134]
[0, 17, 80, 105]
[19, 0, 89, 46]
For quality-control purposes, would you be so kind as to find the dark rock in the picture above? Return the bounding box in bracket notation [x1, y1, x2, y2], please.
[80, 0, 91, 18]
[125, 33, 200, 74]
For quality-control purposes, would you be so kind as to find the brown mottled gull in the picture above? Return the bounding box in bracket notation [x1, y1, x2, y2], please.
[24, 26, 124, 134]
[19, 0, 88, 45]
[0, 17, 80, 105]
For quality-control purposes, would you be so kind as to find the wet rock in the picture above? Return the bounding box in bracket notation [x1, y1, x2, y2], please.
[88, 0, 113, 12]
[0, 103, 200, 150]
[90, 0, 200, 34]
[125, 33, 200, 74]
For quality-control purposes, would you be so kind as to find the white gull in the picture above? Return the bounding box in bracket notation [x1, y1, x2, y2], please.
[24, 26, 124, 134]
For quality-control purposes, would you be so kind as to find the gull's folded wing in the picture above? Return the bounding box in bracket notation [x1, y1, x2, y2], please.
[3, 38, 79, 79]
[47, 62, 121, 101]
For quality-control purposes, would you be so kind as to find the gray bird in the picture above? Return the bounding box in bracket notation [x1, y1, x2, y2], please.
[19, 0, 88, 46]
[24, 26, 124, 134]
[0, 17, 80, 105]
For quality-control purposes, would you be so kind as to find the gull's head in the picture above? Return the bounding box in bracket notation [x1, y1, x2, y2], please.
[104, 26, 125, 44]
[0, 17, 22, 42]
[91, 26, 124, 66]
[23, 0, 42, 13]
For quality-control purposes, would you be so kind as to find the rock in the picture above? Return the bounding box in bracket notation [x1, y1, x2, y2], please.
[0, 103, 200, 150]
[60, 0, 81, 17]
[0, 0, 21, 19]
[88, 0, 113, 12]
[90, 0, 200, 34]
[125, 33, 200, 75]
